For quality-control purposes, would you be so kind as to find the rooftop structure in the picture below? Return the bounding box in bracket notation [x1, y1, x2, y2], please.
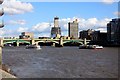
[51, 17, 61, 38]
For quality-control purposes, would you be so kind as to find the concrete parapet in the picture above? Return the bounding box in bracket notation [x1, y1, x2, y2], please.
[0, 69, 17, 79]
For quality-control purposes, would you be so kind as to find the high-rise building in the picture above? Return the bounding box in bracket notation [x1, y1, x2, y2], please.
[68, 19, 78, 39]
[107, 18, 120, 45]
[51, 17, 61, 38]
[54, 17, 59, 27]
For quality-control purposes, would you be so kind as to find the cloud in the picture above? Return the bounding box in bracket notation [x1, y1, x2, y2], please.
[31, 17, 111, 37]
[60, 17, 111, 30]
[17, 27, 29, 32]
[102, 0, 114, 4]
[0, 29, 5, 37]
[32, 22, 50, 32]
[0, 17, 111, 37]
[59, 17, 111, 35]
[7, 0, 119, 2]
[114, 11, 120, 16]
[6, 20, 26, 25]
[95, 28, 107, 32]
[94, 18, 111, 28]
[59, 17, 80, 30]
[0, 29, 16, 37]
[37, 33, 50, 37]
[31, 22, 51, 37]
[2, 0, 33, 15]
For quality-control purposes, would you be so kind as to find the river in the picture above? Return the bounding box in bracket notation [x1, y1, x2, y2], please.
[2, 46, 118, 78]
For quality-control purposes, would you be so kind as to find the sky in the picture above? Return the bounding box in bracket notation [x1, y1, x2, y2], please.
[0, 0, 119, 38]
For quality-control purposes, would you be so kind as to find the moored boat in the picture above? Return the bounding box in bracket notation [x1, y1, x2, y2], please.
[79, 45, 94, 49]
[79, 45, 103, 49]
[26, 44, 41, 50]
[94, 45, 103, 49]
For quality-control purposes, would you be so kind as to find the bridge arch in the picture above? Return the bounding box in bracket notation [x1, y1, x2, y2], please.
[63, 40, 83, 45]
[51, 41, 59, 44]
[86, 42, 90, 45]
[35, 40, 59, 44]
[18, 40, 30, 44]
[3, 41, 16, 45]
[34, 41, 45, 45]
[3, 40, 30, 45]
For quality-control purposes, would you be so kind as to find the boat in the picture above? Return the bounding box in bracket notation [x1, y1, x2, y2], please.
[93, 45, 103, 49]
[79, 45, 103, 49]
[79, 45, 94, 49]
[26, 44, 41, 50]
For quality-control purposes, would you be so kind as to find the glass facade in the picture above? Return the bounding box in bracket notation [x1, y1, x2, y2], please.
[107, 18, 120, 45]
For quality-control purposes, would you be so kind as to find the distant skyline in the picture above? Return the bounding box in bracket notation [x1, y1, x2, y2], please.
[0, 0, 119, 38]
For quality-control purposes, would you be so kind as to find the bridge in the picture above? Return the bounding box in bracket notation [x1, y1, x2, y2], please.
[0, 38, 91, 47]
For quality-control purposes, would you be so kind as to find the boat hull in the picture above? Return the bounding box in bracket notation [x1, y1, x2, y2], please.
[79, 45, 103, 49]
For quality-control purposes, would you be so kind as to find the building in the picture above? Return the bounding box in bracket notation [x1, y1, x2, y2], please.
[99, 32, 107, 42]
[51, 17, 61, 38]
[91, 31, 100, 41]
[68, 19, 78, 39]
[107, 18, 120, 45]
[91, 31, 107, 45]
[79, 29, 107, 45]
[79, 29, 94, 40]
[19, 32, 34, 39]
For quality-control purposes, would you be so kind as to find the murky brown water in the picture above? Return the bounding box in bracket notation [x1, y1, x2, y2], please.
[2, 46, 118, 78]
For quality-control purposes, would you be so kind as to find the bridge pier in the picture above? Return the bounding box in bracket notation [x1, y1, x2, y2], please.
[0, 38, 4, 47]
[84, 38, 87, 45]
[31, 39, 35, 45]
[35, 42, 39, 45]
[16, 42, 19, 47]
[52, 43, 55, 47]
[59, 37, 63, 47]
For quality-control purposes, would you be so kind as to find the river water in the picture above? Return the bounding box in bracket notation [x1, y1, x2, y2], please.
[2, 46, 118, 78]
